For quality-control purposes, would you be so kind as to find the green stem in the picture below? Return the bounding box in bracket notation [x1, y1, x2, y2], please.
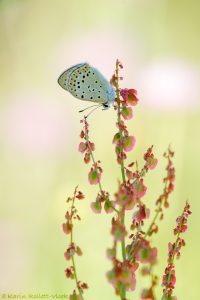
[116, 64, 126, 184]
[70, 190, 84, 300]
[120, 284, 126, 300]
[127, 187, 164, 261]
[115, 60, 126, 299]
[117, 101, 126, 263]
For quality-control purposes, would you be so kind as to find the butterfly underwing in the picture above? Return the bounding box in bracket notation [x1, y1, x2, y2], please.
[58, 63, 116, 107]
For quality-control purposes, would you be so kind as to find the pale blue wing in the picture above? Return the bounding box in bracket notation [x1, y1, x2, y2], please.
[58, 63, 115, 106]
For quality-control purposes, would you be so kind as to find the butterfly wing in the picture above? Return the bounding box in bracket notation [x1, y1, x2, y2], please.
[58, 63, 84, 91]
[58, 63, 115, 106]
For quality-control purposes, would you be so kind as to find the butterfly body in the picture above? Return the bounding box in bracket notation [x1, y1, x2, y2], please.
[58, 63, 115, 107]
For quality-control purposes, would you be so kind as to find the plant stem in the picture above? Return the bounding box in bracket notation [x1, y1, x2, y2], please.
[145, 200, 162, 238]
[161, 226, 181, 300]
[85, 128, 103, 191]
[84, 124, 119, 214]
[115, 60, 126, 299]
[70, 190, 84, 300]
[115, 64, 126, 184]
[145, 163, 169, 238]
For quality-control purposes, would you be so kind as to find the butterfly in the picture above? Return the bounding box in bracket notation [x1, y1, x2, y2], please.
[58, 63, 116, 115]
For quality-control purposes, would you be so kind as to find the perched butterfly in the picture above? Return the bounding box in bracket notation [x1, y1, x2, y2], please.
[58, 63, 116, 115]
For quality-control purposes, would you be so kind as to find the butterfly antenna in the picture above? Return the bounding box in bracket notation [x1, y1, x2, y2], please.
[84, 104, 102, 119]
[79, 104, 101, 113]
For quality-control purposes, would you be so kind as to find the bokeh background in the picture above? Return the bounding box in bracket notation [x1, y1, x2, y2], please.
[0, 0, 199, 299]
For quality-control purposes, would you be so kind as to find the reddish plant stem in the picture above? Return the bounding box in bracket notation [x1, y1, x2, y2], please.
[161, 233, 181, 300]
[84, 125, 103, 191]
[84, 123, 119, 214]
[70, 188, 84, 300]
[145, 198, 163, 238]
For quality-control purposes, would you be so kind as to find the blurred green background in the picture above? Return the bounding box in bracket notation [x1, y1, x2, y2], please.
[0, 0, 199, 299]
